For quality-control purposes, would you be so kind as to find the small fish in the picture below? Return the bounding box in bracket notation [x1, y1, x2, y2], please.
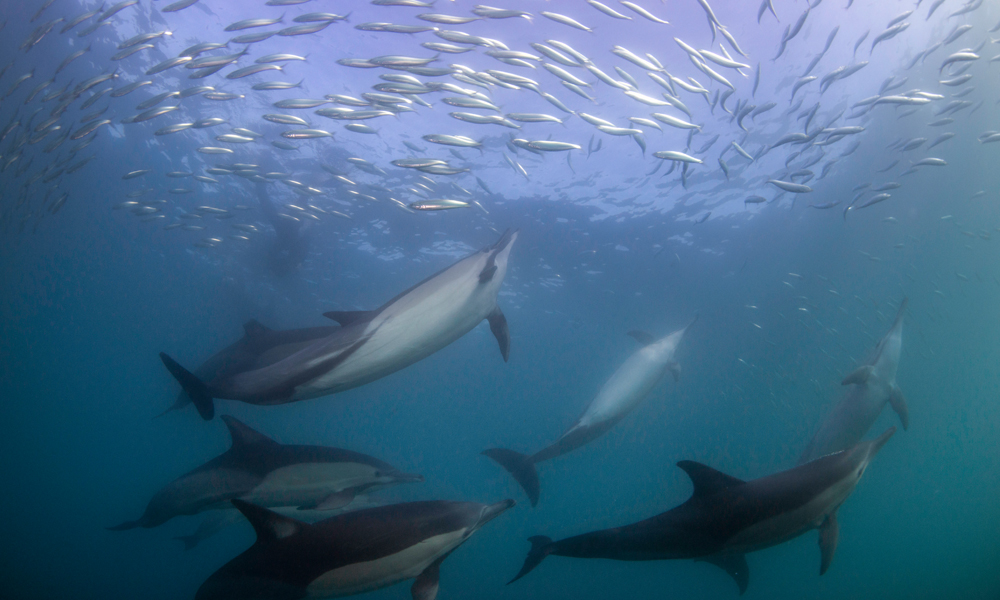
[147, 56, 192, 75]
[225, 16, 283, 31]
[180, 42, 229, 58]
[256, 53, 307, 64]
[273, 98, 328, 109]
[279, 21, 333, 36]
[252, 80, 304, 91]
[263, 114, 309, 126]
[654, 151, 702, 163]
[620, 2, 669, 24]
[162, 0, 200, 12]
[768, 179, 812, 193]
[423, 134, 482, 149]
[540, 11, 592, 32]
[281, 129, 333, 139]
[588, 1, 631, 20]
[227, 64, 283, 79]
[410, 199, 470, 211]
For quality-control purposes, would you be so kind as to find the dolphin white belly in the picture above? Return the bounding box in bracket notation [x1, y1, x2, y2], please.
[305, 529, 469, 597]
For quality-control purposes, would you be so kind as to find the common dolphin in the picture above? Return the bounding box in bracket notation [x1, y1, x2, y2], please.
[108, 416, 422, 530]
[799, 298, 908, 463]
[483, 317, 695, 507]
[197, 498, 515, 600]
[510, 428, 896, 594]
[161, 230, 517, 419]
[161, 320, 339, 416]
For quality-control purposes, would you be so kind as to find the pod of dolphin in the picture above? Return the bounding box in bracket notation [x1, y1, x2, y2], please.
[105, 225, 910, 598]
[1, 0, 951, 597]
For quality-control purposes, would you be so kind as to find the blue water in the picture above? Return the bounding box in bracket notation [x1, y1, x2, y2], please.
[2, 0, 1000, 598]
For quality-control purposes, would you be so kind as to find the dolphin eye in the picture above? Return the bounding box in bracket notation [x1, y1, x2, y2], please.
[374, 470, 383, 478]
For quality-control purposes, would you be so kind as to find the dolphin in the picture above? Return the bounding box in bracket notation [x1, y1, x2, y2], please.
[509, 428, 896, 594]
[108, 416, 422, 530]
[197, 498, 515, 600]
[483, 317, 695, 507]
[799, 298, 908, 463]
[161, 320, 339, 416]
[160, 230, 518, 420]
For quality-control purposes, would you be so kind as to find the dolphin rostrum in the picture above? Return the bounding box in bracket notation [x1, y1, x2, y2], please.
[160, 230, 517, 419]
[196, 498, 515, 600]
[510, 428, 896, 595]
[799, 298, 908, 463]
[108, 416, 422, 530]
[483, 317, 695, 507]
[161, 319, 339, 416]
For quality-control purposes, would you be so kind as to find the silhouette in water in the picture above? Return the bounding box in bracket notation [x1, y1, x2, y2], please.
[257, 181, 309, 276]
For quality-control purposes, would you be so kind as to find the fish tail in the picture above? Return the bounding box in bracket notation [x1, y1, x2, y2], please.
[481, 448, 539, 507]
[508, 536, 554, 583]
[159, 352, 215, 420]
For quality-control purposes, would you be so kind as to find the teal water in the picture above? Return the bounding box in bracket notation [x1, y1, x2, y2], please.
[2, 0, 1000, 599]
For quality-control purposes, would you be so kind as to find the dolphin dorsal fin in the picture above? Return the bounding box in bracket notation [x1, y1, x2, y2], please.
[323, 310, 376, 326]
[677, 461, 746, 499]
[232, 499, 306, 543]
[242, 319, 270, 338]
[221, 415, 276, 450]
[627, 330, 656, 346]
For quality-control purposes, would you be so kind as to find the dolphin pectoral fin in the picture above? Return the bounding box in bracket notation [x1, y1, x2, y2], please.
[818, 511, 840, 575]
[697, 553, 749, 595]
[841, 365, 875, 386]
[888, 386, 909, 430]
[479, 263, 498, 282]
[322, 310, 376, 326]
[232, 499, 307, 543]
[159, 352, 215, 420]
[300, 488, 356, 511]
[627, 329, 656, 346]
[482, 448, 539, 507]
[669, 361, 682, 382]
[487, 307, 510, 362]
[509, 536, 553, 584]
[411, 551, 451, 600]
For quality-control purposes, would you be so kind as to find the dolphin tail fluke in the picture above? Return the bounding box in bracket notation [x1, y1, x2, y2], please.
[106, 518, 143, 531]
[508, 536, 553, 584]
[696, 553, 749, 595]
[159, 352, 215, 420]
[482, 448, 539, 507]
[888, 386, 909, 430]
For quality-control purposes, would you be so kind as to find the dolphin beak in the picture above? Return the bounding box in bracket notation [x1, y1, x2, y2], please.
[869, 426, 897, 456]
[478, 499, 516, 527]
[394, 472, 425, 484]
